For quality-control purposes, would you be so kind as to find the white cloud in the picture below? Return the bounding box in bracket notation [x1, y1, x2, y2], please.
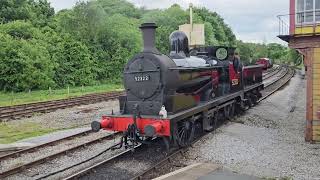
[206, 0, 288, 44]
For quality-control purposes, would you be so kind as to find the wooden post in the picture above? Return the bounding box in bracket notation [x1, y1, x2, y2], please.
[189, 3, 193, 30]
[11, 91, 13, 104]
[67, 86, 70, 98]
[306, 48, 313, 142]
[189, 3, 193, 45]
[312, 48, 320, 141]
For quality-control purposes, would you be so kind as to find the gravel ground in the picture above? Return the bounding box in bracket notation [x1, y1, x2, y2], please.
[177, 73, 320, 180]
[79, 142, 167, 180]
[1, 99, 122, 180]
[6, 134, 124, 180]
[0, 131, 110, 172]
[4, 100, 119, 130]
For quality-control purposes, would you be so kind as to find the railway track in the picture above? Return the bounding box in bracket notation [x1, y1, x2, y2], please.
[0, 66, 294, 180]
[263, 65, 282, 80]
[0, 91, 124, 122]
[58, 66, 296, 180]
[263, 65, 277, 74]
[0, 129, 91, 161]
[0, 131, 121, 179]
[263, 65, 288, 87]
[260, 66, 295, 101]
[63, 144, 144, 180]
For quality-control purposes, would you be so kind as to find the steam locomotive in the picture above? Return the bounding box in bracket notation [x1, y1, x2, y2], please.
[91, 23, 263, 149]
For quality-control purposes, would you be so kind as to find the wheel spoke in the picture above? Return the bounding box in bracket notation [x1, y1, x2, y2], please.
[181, 130, 185, 140]
[175, 120, 195, 147]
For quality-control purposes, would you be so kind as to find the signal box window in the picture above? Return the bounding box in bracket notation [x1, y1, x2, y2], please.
[296, 0, 320, 24]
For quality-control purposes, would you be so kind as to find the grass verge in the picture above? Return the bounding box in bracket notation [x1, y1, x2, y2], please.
[0, 122, 56, 144]
[0, 83, 123, 107]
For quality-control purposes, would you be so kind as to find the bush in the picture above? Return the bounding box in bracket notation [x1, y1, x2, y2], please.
[0, 0, 244, 92]
[0, 32, 55, 91]
[53, 34, 95, 87]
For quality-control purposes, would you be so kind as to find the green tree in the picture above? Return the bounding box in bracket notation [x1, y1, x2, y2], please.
[0, 0, 54, 25]
[96, 0, 141, 18]
[29, 0, 55, 27]
[92, 14, 141, 80]
[237, 40, 254, 64]
[0, 0, 260, 92]
[237, 40, 299, 65]
[53, 34, 95, 87]
[141, 5, 189, 53]
[0, 0, 32, 23]
[0, 25, 55, 91]
[193, 7, 236, 46]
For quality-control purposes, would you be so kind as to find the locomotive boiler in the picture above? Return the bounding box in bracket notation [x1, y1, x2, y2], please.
[91, 23, 263, 150]
[122, 23, 222, 116]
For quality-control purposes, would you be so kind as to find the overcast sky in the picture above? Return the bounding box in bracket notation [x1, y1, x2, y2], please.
[48, 0, 289, 44]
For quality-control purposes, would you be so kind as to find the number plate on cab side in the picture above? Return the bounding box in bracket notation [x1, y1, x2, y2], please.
[134, 75, 150, 82]
[232, 79, 239, 86]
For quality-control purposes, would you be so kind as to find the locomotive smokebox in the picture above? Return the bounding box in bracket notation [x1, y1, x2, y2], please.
[140, 23, 160, 54]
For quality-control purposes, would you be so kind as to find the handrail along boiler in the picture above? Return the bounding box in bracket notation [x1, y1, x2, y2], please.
[91, 23, 264, 150]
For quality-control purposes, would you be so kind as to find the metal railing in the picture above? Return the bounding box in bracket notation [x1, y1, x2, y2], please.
[277, 14, 290, 36]
[277, 11, 320, 36]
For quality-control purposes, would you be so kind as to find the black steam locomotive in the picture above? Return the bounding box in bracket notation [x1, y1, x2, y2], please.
[92, 23, 263, 149]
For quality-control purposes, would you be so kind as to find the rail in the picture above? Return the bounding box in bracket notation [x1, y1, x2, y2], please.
[0, 91, 124, 121]
[0, 132, 121, 179]
[277, 14, 290, 36]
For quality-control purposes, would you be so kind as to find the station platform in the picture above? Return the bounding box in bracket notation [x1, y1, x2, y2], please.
[0, 127, 90, 152]
[154, 163, 260, 180]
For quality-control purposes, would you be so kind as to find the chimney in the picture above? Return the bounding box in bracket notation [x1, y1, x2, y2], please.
[139, 23, 160, 54]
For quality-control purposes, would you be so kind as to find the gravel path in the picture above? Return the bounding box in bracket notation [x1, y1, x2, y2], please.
[179, 73, 320, 180]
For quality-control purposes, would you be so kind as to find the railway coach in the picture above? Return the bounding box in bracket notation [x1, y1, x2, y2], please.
[256, 58, 273, 70]
[91, 23, 264, 150]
